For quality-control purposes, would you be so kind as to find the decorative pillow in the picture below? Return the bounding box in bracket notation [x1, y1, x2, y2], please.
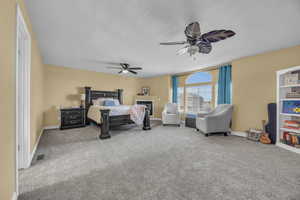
[103, 100, 116, 106]
[113, 99, 120, 106]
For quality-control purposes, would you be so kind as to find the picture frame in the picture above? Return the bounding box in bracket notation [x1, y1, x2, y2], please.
[142, 87, 150, 96]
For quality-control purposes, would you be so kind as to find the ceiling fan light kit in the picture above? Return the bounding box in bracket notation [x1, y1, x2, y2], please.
[160, 21, 235, 57]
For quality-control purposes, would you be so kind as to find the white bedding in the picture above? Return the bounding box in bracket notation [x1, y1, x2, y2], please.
[87, 105, 145, 125]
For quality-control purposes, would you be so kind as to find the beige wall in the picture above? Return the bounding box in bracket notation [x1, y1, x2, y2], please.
[0, 1, 45, 200]
[232, 45, 300, 131]
[44, 65, 141, 126]
[138, 75, 171, 118]
[0, 1, 17, 199]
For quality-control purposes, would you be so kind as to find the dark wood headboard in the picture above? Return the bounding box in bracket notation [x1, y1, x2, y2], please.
[84, 87, 123, 124]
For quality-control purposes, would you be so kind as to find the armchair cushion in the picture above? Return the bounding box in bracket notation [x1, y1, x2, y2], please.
[165, 103, 178, 114]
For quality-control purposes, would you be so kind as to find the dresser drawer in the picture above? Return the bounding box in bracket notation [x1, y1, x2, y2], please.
[62, 118, 83, 126]
[63, 114, 82, 121]
[61, 110, 83, 117]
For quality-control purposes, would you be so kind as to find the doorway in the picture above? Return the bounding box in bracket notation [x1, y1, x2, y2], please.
[16, 4, 31, 194]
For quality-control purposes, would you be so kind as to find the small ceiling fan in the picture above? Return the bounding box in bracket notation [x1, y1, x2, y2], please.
[106, 62, 142, 75]
[160, 22, 235, 57]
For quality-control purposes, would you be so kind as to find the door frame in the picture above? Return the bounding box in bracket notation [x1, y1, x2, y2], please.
[15, 4, 31, 195]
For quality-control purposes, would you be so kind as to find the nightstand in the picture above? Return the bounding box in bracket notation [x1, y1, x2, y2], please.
[60, 107, 85, 130]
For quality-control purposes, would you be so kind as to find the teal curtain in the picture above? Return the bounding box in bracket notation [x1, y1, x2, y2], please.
[172, 75, 178, 103]
[218, 65, 232, 104]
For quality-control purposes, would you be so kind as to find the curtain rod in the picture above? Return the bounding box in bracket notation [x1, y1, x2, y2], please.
[173, 62, 232, 76]
[202, 62, 232, 71]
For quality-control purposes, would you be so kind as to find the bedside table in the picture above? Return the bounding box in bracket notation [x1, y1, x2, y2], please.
[60, 107, 85, 130]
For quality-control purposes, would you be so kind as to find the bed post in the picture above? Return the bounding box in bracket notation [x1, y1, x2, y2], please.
[85, 86, 92, 125]
[99, 109, 111, 139]
[143, 107, 151, 130]
[117, 89, 123, 105]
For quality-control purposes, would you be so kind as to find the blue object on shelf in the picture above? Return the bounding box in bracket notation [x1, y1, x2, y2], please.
[282, 100, 300, 114]
[186, 114, 197, 118]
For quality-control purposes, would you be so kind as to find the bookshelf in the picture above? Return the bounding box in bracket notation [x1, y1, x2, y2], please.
[277, 66, 300, 154]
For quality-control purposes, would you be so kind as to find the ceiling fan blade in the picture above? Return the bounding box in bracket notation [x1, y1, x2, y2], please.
[160, 41, 187, 45]
[177, 46, 189, 55]
[184, 22, 201, 39]
[128, 70, 137, 75]
[106, 66, 122, 69]
[128, 67, 142, 70]
[200, 30, 235, 43]
[118, 71, 123, 74]
[119, 63, 127, 69]
[197, 41, 212, 54]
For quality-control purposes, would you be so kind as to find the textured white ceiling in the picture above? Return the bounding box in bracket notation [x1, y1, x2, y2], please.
[25, 0, 300, 77]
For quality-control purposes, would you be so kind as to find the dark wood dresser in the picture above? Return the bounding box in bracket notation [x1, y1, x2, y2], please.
[60, 108, 85, 130]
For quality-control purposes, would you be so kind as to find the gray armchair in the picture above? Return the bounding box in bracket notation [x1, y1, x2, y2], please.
[162, 103, 181, 126]
[196, 104, 233, 136]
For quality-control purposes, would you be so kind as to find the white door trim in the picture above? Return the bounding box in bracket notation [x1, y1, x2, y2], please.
[15, 4, 31, 196]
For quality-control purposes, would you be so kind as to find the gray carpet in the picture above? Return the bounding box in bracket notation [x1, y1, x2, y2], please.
[19, 122, 300, 200]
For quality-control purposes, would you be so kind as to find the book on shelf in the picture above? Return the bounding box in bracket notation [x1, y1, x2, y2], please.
[286, 93, 300, 98]
[283, 126, 300, 130]
[282, 131, 300, 147]
[286, 88, 300, 98]
[283, 120, 300, 130]
[284, 74, 298, 85]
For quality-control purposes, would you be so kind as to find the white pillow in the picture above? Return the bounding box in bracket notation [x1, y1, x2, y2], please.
[92, 98, 113, 106]
[113, 99, 120, 106]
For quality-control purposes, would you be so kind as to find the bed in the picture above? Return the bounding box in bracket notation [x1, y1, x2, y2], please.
[84, 87, 151, 139]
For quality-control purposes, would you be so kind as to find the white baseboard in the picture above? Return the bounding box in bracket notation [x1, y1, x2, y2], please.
[12, 192, 18, 200]
[29, 125, 60, 165]
[231, 131, 247, 137]
[30, 127, 45, 165]
[44, 125, 59, 130]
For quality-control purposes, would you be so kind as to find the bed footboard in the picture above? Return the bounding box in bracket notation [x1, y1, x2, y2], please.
[98, 107, 151, 140]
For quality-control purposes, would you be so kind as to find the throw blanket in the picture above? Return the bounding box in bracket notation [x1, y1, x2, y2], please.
[128, 104, 146, 125]
[87, 104, 146, 125]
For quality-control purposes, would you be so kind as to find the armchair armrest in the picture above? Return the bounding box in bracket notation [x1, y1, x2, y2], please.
[162, 108, 167, 114]
[197, 110, 213, 118]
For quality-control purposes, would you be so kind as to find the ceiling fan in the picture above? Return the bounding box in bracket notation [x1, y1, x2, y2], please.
[106, 62, 142, 75]
[160, 22, 235, 57]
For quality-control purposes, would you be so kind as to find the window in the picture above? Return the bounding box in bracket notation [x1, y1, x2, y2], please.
[185, 85, 212, 113]
[177, 71, 214, 113]
[186, 71, 212, 84]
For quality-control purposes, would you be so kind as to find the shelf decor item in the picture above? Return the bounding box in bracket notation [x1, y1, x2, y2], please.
[246, 128, 262, 141]
[282, 100, 300, 114]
